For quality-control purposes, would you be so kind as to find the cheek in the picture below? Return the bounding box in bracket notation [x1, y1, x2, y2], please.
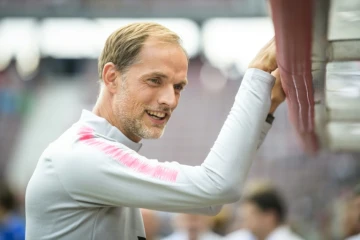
[247, 216, 257, 226]
[252, 215, 261, 226]
[171, 94, 181, 110]
[114, 93, 140, 119]
[245, 213, 260, 229]
[118, 91, 144, 112]
[176, 94, 181, 105]
[136, 88, 158, 106]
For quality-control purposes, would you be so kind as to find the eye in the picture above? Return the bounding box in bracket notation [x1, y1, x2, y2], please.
[149, 78, 161, 85]
[174, 84, 184, 91]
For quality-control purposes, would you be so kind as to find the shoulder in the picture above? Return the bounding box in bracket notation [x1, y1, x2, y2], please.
[51, 124, 133, 165]
[203, 231, 225, 240]
[226, 230, 255, 240]
[161, 232, 183, 240]
[53, 138, 132, 177]
[287, 231, 305, 240]
[268, 226, 305, 240]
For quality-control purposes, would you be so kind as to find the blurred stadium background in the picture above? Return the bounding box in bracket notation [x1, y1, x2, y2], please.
[0, 0, 359, 239]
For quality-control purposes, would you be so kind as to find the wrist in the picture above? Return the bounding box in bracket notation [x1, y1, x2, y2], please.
[266, 113, 275, 124]
[269, 100, 281, 114]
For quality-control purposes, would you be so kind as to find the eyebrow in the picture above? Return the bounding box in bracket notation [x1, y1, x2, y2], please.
[146, 71, 188, 86]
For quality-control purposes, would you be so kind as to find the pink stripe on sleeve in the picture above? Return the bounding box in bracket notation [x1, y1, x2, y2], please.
[77, 126, 179, 182]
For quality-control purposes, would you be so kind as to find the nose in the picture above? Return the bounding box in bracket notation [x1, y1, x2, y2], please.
[157, 85, 178, 110]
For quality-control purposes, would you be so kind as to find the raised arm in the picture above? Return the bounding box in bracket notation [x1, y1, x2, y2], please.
[56, 39, 285, 214]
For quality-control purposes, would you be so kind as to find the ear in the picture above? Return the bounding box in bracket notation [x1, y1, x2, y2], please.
[102, 62, 119, 94]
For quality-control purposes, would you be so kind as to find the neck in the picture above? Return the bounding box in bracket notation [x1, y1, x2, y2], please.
[258, 223, 281, 240]
[93, 97, 116, 126]
[188, 235, 198, 240]
[258, 232, 270, 240]
[188, 230, 201, 240]
[93, 97, 114, 125]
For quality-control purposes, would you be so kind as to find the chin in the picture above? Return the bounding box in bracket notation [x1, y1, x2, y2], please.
[148, 131, 165, 139]
[140, 128, 165, 139]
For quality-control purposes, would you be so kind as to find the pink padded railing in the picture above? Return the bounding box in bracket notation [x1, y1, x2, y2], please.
[269, 0, 318, 153]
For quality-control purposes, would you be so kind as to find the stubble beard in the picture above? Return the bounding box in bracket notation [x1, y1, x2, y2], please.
[114, 92, 166, 140]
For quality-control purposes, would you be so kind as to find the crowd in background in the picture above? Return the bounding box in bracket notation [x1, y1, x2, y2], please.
[0, 57, 360, 240]
[0, 179, 360, 240]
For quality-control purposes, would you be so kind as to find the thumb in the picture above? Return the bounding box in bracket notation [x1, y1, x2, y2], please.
[269, 68, 286, 113]
[271, 68, 280, 79]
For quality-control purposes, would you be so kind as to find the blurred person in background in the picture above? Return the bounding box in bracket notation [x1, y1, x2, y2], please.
[225, 204, 255, 240]
[345, 184, 360, 240]
[162, 213, 223, 240]
[141, 209, 161, 240]
[239, 187, 304, 240]
[211, 205, 234, 236]
[225, 229, 255, 240]
[225, 180, 272, 240]
[26, 22, 286, 240]
[0, 182, 25, 240]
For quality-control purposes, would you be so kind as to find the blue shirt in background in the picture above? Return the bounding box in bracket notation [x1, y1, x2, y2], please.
[0, 215, 25, 240]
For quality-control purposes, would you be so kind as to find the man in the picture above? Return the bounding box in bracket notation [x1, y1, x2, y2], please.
[345, 184, 360, 240]
[26, 22, 285, 239]
[240, 188, 304, 240]
[162, 213, 223, 240]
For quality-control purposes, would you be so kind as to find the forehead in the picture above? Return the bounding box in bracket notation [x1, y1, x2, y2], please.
[135, 38, 188, 74]
[241, 202, 261, 214]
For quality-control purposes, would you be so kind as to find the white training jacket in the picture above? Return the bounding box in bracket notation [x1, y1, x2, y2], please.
[25, 68, 275, 240]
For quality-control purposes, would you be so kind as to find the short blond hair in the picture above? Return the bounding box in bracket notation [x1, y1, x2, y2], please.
[98, 22, 184, 80]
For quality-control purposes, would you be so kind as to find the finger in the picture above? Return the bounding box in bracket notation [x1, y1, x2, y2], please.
[270, 68, 286, 102]
[271, 68, 280, 78]
[262, 36, 275, 50]
[265, 37, 277, 71]
[248, 37, 277, 72]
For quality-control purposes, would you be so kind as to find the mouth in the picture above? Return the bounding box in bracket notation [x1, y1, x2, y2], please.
[145, 110, 167, 121]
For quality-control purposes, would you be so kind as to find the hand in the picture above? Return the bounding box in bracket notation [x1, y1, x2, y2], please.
[269, 68, 286, 114]
[248, 37, 277, 73]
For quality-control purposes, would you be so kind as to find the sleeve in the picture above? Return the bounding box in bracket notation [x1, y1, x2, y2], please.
[172, 120, 272, 215]
[258, 121, 272, 149]
[55, 68, 275, 214]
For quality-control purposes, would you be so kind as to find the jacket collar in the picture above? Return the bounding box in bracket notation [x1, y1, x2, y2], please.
[79, 110, 142, 152]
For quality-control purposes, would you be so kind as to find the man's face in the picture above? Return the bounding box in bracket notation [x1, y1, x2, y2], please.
[240, 202, 270, 238]
[113, 38, 188, 142]
[183, 214, 213, 233]
[174, 214, 214, 238]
